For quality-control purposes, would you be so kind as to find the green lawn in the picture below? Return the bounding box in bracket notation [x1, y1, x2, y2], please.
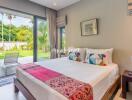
[0, 50, 50, 59]
[38, 50, 50, 59]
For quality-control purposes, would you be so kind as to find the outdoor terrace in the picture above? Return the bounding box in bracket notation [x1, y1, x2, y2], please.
[0, 56, 33, 77]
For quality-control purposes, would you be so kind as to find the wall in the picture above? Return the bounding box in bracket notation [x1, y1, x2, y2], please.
[58, 0, 132, 72]
[0, 0, 46, 17]
[0, 42, 28, 50]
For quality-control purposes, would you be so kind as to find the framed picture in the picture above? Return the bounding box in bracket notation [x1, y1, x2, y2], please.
[80, 18, 98, 36]
[128, 0, 132, 15]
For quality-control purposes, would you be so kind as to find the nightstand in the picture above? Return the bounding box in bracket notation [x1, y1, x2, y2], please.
[122, 70, 132, 98]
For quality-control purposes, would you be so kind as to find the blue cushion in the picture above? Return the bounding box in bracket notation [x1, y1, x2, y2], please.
[86, 53, 107, 65]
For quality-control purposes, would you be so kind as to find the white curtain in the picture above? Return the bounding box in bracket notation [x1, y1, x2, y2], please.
[46, 8, 57, 59]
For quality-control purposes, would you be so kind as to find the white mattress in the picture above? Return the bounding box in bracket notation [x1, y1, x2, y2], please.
[16, 57, 119, 100]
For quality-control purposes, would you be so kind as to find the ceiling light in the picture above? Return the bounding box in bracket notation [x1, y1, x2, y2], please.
[53, 0, 57, 6]
[53, 2, 57, 6]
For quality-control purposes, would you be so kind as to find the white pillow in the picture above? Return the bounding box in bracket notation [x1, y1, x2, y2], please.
[85, 48, 113, 64]
[67, 47, 86, 61]
[77, 48, 86, 61]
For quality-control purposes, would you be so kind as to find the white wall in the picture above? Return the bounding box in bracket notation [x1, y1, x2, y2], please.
[58, 0, 132, 72]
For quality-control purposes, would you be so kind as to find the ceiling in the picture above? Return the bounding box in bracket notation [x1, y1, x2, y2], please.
[29, 0, 80, 10]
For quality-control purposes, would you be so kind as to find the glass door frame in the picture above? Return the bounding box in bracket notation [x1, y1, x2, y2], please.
[60, 26, 65, 49]
[33, 16, 47, 62]
[0, 7, 47, 62]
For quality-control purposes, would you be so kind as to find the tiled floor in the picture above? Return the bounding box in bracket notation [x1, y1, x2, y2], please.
[114, 89, 132, 100]
[114, 89, 125, 100]
[0, 84, 26, 100]
[0, 83, 132, 100]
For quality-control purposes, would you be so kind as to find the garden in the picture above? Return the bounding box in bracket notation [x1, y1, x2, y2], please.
[0, 13, 50, 60]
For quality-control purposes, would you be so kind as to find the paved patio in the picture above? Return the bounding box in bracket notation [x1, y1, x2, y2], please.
[0, 56, 33, 77]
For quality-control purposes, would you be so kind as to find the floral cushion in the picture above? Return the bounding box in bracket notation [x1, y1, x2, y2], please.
[86, 48, 113, 64]
[86, 53, 108, 66]
[67, 47, 86, 61]
[68, 52, 81, 62]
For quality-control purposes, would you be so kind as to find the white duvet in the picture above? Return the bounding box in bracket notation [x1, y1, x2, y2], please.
[16, 57, 119, 100]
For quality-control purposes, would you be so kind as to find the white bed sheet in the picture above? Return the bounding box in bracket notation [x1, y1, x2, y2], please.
[16, 57, 119, 100]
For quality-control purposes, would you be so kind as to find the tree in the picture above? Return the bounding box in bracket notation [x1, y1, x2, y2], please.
[17, 26, 32, 41]
[0, 13, 33, 50]
[17, 25, 33, 49]
[38, 21, 49, 52]
[6, 14, 16, 42]
[1, 13, 4, 45]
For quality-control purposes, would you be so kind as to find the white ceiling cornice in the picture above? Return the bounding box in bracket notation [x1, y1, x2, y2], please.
[29, 0, 80, 10]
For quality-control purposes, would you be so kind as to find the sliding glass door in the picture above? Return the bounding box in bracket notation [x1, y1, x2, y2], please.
[0, 8, 50, 77]
[36, 18, 50, 61]
[0, 9, 33, 77]
[0, 12, 50, 63]
[60, 27, 66, 49]
[0, 11, 33, 64]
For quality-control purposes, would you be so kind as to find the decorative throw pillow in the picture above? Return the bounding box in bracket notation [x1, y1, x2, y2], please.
[68, 52, 81, 62]
[86, 53, 108, 66]
[86, 48, 113, 64]
[67, 47, 86, 61]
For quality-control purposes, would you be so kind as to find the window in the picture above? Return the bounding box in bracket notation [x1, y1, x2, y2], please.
[37, 18, 50, 61]
[33, 16, 50, 62]
[60, 27, 66, 49]
[0, 11, 33, 63]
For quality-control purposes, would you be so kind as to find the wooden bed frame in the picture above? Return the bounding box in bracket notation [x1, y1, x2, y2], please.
[102, 76, 121, 100]
[14, 76, 121, 100]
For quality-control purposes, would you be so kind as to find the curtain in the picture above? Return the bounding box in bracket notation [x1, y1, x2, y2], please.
[46, 8, 57, 59]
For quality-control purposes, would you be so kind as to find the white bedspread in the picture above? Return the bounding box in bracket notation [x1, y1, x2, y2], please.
[16, 57, 119, 100]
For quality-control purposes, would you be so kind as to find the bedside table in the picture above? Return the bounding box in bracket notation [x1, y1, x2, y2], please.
[122, 70, 132, 98]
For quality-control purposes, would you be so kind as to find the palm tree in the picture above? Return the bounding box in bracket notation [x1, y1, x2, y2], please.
[7, 14, 16, 42]
[38, 21, 49, 52]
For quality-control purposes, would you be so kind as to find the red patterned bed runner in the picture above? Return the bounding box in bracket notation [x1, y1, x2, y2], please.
[19, 63, 93, 100]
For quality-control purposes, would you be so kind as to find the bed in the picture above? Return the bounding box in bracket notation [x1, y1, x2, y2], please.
[14, 57, 120, 100]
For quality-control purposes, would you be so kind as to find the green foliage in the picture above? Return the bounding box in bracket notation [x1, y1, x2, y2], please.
[0, 23, 33, 41]
[38, 21, 49, 52]
[0, 50, 50, 59]
[0, 13, 50, 54]
[0, 14, 33, 49]
[0, 13, 33, 42]
[17, 26, 33, 41]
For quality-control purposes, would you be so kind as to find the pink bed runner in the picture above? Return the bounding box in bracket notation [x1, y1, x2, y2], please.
[19, 63, 93, 100]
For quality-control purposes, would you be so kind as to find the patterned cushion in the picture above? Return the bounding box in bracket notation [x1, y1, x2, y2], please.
[67, 47, 86, 61]
[86, 48, 113, 64]
[86, 53, 108, 66]
[68, 52, 81, 62]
